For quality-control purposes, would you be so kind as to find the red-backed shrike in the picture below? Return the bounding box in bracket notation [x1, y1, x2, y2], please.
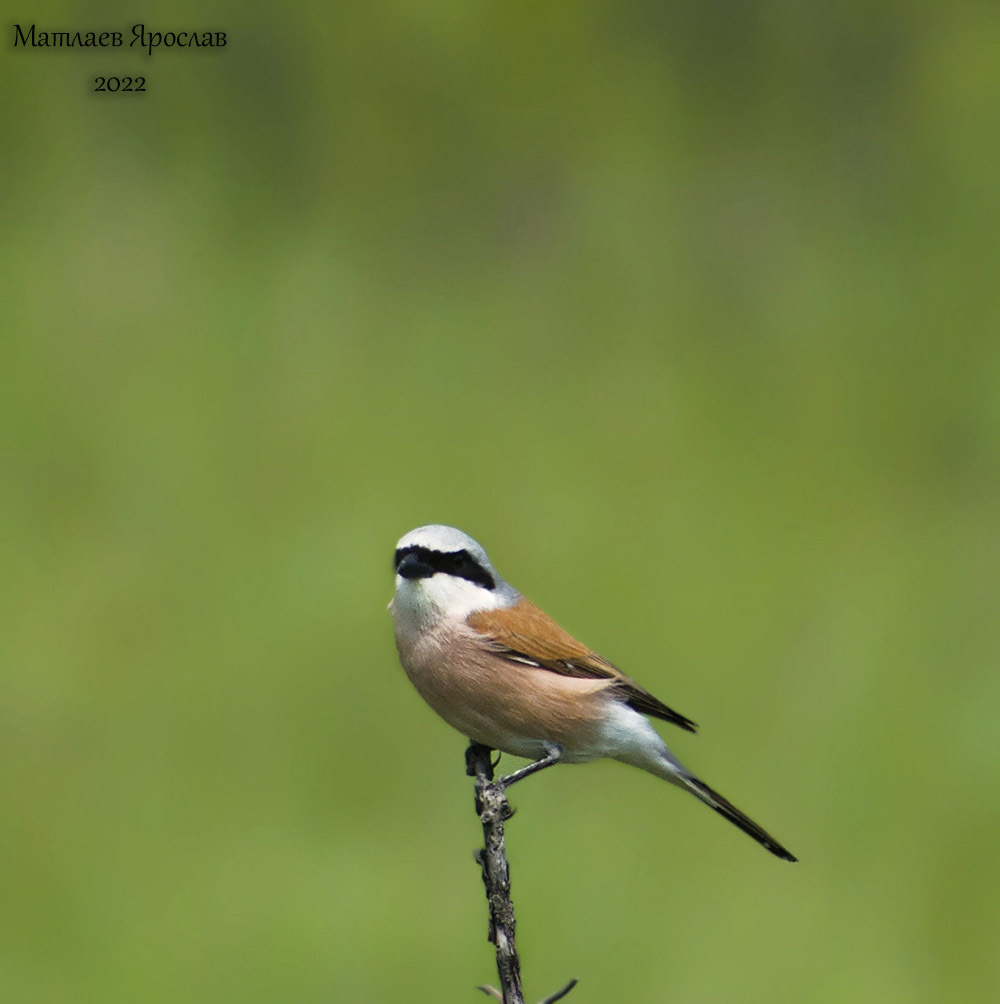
[390, 524, 796, 861]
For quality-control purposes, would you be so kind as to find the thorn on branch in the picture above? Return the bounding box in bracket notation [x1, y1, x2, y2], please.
[537, 978, 579, 1003]
[477, 978, 579, 1004]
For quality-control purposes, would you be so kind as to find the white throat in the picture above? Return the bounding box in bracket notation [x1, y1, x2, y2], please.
[390, 572, 511, 640]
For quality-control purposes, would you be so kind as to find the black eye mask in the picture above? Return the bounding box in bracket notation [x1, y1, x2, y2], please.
[394, 545, 496, 591]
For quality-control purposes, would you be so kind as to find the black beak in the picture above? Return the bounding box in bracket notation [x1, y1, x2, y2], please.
[396, 552, 434, 580]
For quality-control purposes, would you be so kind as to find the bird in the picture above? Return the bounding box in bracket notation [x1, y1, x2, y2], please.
[389, 523, 797, 862]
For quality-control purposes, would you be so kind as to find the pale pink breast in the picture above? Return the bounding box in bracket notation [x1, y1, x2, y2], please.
[395, 620, 615, 759]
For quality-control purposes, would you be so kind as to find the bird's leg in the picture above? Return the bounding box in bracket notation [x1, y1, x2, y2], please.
[465, 742, 494, 777]
[497, 745, 563, 788]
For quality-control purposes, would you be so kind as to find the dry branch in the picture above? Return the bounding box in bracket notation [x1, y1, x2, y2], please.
[465, 743, 578, 1004]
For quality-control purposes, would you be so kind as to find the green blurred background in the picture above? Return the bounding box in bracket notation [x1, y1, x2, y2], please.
[3, 3, 999, 1001]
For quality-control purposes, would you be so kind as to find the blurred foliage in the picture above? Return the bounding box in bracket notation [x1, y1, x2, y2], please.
[2, 2, 999, 1002]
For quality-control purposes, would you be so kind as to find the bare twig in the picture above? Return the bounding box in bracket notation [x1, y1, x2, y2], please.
[465, 743, 578, 1004]
[467, 742, 524, 1004]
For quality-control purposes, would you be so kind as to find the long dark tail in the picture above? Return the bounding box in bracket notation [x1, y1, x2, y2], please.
[684, 777, 798, 862]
